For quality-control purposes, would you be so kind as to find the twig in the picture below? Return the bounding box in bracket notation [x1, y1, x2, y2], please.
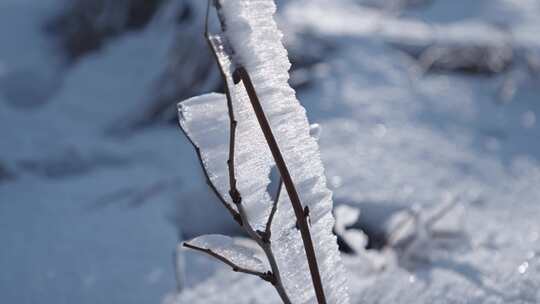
[387, 196, 460, 247]
[205, 0, 241, 207]
[386, 210, 416, 247]
[183, 242, 273, 282]
[262, 179, 282, 242]
[233, 67, 327, 304]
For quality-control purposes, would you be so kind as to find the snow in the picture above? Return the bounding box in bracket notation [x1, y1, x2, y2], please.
[1, 0, 540, 303]
[0, 0, 64, 108]
[0, 1, 193, 303]
[220, 1, 350, 302]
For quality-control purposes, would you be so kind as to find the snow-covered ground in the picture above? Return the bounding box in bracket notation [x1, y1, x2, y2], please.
[1, 0, 539, 303]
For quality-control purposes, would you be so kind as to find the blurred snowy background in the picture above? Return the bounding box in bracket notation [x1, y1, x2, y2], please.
[1, 0, 539, 303]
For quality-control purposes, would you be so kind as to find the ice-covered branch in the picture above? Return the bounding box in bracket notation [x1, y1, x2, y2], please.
[183, 242, 272, 282]
[178, 3, 293, 303]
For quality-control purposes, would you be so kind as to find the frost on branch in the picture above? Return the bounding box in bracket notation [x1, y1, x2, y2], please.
[178, 0, 349, 303]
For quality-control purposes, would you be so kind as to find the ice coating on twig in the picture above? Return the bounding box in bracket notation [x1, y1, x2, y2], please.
[218, 1, 349, 302]
[186, 234, 267, 273]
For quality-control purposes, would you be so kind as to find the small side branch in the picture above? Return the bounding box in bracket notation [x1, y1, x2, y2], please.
[262, 179, 282, 242]
[183, 242, 273, 282]
[177, 125, 242, 225]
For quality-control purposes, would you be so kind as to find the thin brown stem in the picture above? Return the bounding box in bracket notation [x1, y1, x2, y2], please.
[205, 1, 241, 206]
[263, 179, 282, 242]
[183, 242, 272, 282]
[233, 67, 327, 304]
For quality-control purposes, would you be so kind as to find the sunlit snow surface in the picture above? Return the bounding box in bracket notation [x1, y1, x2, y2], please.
[173, 0, 540, 303]
[1, 0, 540, 303]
